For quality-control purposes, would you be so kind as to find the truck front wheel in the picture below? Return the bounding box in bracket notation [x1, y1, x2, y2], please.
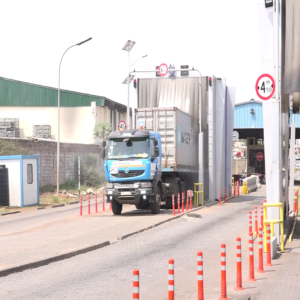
[112, 199, 123, 215]
[150, 187, 161, 214]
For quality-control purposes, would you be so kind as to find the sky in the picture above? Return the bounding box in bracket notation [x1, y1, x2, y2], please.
[0, 0, 265, 106]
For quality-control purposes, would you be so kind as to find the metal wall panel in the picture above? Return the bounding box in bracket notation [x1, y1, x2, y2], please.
[0, 77, 111, 108]
[234, 102, 264, 128]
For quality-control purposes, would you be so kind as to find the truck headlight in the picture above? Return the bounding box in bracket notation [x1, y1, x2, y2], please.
[106, 182, 114, 189]
[141, 182, 152, 188]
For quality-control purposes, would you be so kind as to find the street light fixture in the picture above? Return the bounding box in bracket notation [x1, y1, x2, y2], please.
[122, 40, 136, 129]
[57, 37, 92, 194]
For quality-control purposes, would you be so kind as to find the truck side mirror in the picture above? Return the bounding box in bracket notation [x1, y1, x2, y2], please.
[154, 139, 158, 146]
[101, 148, 106, 160]
[155, 148, 159, 157]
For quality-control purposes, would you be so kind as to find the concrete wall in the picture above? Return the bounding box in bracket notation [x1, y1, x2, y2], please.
[1, 138, 105, 187]
[232, 158, 247, 175]
[0, 105, 127, 144]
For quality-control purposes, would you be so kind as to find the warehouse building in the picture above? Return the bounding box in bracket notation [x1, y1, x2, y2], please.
[0, 77, 128, 144]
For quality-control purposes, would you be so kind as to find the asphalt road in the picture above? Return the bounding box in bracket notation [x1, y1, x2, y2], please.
[0, 195, 269, 300]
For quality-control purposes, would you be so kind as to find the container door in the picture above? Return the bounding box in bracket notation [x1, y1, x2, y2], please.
[23, 159, 38, 206]
[156, 109, 176, 168]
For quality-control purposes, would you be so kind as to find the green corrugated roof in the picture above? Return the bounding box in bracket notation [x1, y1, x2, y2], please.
[0, 77, 126, 111]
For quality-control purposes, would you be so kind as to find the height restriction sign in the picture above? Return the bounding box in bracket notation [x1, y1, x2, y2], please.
[255, 74, 275, 100]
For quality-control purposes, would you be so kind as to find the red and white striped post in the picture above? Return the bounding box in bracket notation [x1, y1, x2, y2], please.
[247, 231, 256, 282]
[168, 258, 175, 300]
[177, 193, 180, 214]
[172, 194, 175, 216]
[186, 191, 189, 211]
[88, 194, 90, 215]
[255, 206, 258, 235]
[234, 237, 244, 291]
[257, 226, 265, 273]
[103, 192, 105, 211]
[220, 244, 228, 300]
[219, 188, 222, 205]
[197, 251, 204, 300]
[80, 195, 83, 216]
[237, 181, 240, 196]
[261, 203, 264, 229]
[132, 269, 139, 300]
[224, 187, 227, 202]
[249, 211, 253, 235]
[190, 191, 193, 209]
[265, 224, 273, 267]
[229, 183, 231, 199]
[95, 193, 98, 213]
[182, 192, 184, 213]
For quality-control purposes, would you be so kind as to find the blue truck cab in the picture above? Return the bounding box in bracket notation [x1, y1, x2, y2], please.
[104, 129, 163, 215]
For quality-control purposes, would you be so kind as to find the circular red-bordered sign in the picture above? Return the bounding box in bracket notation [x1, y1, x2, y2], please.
[118, 120, 127, 130]
[158, 63, 168, 77]
[257, 152, 263, 162]
[255, 74, 275, 100]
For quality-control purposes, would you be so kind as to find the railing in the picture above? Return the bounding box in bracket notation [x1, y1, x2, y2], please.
[263, 202, 284, 253]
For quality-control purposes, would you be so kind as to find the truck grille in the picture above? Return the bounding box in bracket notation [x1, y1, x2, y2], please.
[112, 170, 144, 178]
[117, 188, 136, 194]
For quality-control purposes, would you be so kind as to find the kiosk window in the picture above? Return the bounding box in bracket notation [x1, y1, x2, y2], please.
[27, 164, 33, 184]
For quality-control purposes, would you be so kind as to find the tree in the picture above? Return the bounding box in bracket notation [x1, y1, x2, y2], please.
[0, 139, 33, 156]
[93, 123, 113, 144]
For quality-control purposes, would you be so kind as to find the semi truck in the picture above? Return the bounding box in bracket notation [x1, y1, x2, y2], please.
[104, 106, 198, 214]
[103, 74, 235, 215]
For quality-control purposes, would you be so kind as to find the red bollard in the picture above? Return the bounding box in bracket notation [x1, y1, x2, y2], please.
[172, 194, 175, 216]
[224, 187, 227, 202]
[237, 181, 240, 196]
[255, 206, 258, 235]
[219, 188, 221, 205]
[95, 193, 98, 213]
[220, 244, 228, 300]
[132, 269, 139, 300]
[294, 190, 297, 213]
[88, 194, 90, 214]
[229, 183, 231, 199]
[177, 193, 180, 214]
[182, 192, 184, 213]
[265, 224, 273, 267]
[249, 211, 253, 235]
[197, 251, 204, 300]
[257, 226, 265, 273]
[261, 203, 264, 229]
[103, 192, 105, 211]
[168, 258, 175, 300]
[80, 195, 83, 216]
[234, 237, 244, 291]
[190, 192, 193, 209]
[247, 231, 256, 282]
[264, 199, 267, 203]
[186, 191, 189, 211]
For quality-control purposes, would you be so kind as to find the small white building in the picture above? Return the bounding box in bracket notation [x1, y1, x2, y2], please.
[0, 155, 39, 207]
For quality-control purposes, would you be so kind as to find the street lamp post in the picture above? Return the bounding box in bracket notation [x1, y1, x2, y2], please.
[122, 40, 136, 129]
[57, 37, 92, 194]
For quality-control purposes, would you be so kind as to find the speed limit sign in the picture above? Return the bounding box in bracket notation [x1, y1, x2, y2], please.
[255, 74, 275, 100]
[158, 63, 168, 77]
[118, 120, 126, 130]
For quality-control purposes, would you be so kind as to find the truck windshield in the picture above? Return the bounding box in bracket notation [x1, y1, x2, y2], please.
[108, 137, 150, 159]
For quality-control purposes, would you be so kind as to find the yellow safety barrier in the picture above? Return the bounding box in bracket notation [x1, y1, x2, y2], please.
[263, 203, 284, 253]
[194, 183, 204, 207]
[294, 188, 299, 216]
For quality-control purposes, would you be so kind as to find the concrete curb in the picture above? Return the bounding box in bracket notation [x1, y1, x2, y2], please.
[69, 201, 79, 205]
[0, 241, 110, 278]
[1, 211, 21, 216]
[51, 204, 65, 208]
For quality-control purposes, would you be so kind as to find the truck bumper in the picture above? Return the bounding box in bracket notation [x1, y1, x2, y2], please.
[106, 187, 154, 205]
